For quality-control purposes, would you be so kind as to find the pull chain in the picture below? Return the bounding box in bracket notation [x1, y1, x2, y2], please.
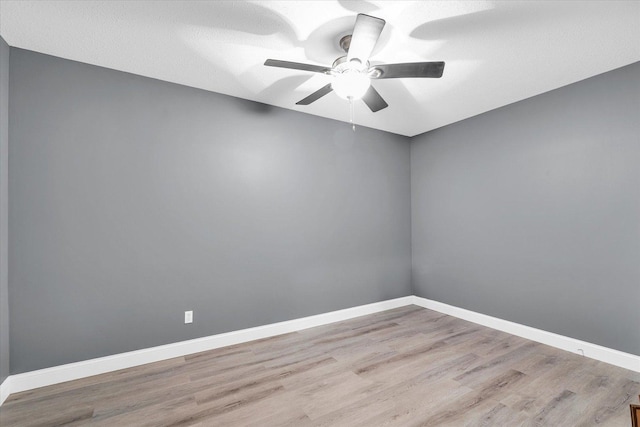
[349, 97, 355, 131]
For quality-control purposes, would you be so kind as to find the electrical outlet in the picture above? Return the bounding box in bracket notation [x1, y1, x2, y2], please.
[184, 310, 193, 324]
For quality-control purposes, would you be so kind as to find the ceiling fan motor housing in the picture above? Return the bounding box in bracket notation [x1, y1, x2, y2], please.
[331, 55, 368, 72]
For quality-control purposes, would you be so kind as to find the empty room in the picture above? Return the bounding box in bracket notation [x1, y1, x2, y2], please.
[0, 1, 639, 426]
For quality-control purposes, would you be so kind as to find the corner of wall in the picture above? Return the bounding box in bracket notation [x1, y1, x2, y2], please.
[0, 35, 11, 386]
[408, 134, 415, 296]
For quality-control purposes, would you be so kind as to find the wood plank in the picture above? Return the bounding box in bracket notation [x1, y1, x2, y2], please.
[1, 305, 638, 426]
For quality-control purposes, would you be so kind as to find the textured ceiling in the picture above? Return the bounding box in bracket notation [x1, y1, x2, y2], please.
[1, 0, 639, 136]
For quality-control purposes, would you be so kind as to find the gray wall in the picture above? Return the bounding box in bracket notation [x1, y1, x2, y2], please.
[0, 36, 9, 384]
[412, 61, 640, 355]
[8, 48, 411, 374]
[6, 45, 638, 377]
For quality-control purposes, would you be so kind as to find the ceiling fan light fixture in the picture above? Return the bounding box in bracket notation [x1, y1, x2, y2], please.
[332, 69, 370, 100]
[264, 13, 444, 113]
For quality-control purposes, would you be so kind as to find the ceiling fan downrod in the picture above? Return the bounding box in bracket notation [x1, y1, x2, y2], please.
[339, 34, 352, 53]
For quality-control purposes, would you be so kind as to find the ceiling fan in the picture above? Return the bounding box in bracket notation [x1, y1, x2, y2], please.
[264, 13, 445, 112]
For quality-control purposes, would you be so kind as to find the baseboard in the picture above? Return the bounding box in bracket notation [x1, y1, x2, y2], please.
[411, 296, 640, 373]
[6, 296, 414, 398]
[0, 376, 10, 406]
[2, 294, 638, 406]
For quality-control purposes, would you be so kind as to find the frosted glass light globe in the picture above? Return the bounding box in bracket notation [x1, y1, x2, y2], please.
[332, 70, 371, 100]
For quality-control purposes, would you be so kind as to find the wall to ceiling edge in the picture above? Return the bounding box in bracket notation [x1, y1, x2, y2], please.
[0, 36, 10, 384]
[411, 61, 640, 355]
[7, 48, 412, 374]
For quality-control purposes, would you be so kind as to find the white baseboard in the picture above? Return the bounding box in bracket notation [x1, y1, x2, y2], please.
[2, 294, 638, 406]
[0, 376, 10, 406]
[411, 296, 640, 373]
[6, 296, 414, 398]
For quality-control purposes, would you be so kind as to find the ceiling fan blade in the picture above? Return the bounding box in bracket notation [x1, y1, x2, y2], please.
[347, 14, 385, 63]
[296, 84, 334, 105]
[362, 86, 388, 112]
[264, 59, 332, 74]
[370, 62, 445, 79]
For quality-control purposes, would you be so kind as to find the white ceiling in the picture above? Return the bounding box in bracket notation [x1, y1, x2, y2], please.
[1, 1, 639, 137]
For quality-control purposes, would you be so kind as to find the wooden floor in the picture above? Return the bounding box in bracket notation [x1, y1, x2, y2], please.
[2, 306, 639, 426]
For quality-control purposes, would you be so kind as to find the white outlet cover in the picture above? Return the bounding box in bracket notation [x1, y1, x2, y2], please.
[184, 310, 193, 324]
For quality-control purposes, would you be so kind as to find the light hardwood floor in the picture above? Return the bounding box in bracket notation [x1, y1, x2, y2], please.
[1, 305, 639, 426]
